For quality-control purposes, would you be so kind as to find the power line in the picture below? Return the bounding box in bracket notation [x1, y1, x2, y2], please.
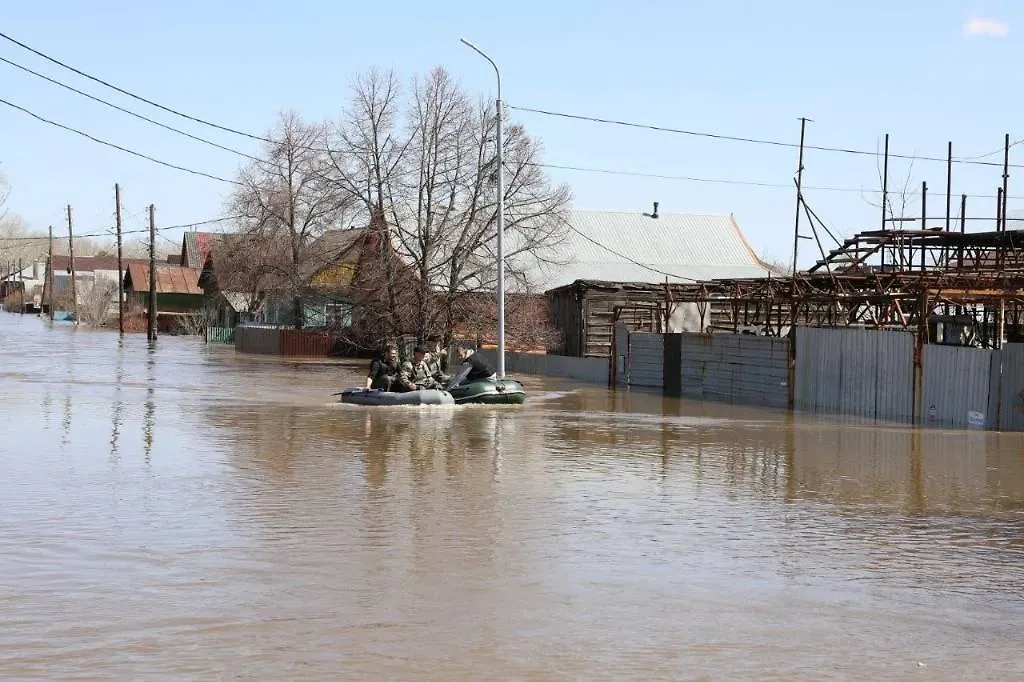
[0, 97, 241, 185]
[0, 215, 241, 241]
[509, 105, 1024, 170]
[0, 30, 274, 146]
[529, 161, 1024, 200]
[0, 55, 264, 163]
[561, 222, 699, 282]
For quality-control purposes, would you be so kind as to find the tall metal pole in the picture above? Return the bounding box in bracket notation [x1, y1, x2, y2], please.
[147, 204, 157, 342]
[945, 141, 952, 232]
[790, 117, 809, 283]
[47, 225, 54, 320]
[920, 181, 927, 271]
[461, 37, 505, 378]
[881, 133, 889, 270]
[67, 205, 78, 325]
[1002, 133, 1010, 232]
[115, 183, 124, 335]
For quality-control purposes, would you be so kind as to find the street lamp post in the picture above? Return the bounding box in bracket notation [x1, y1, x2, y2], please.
[460, 37, 505, 378]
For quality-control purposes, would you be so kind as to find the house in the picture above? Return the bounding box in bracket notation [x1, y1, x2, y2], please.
[198, 226, 373, 330]
[123, 263, 204, 317]
[537, 208, 773, 357]
[1, 259, 47, 309]
[44, 255, 150, 315]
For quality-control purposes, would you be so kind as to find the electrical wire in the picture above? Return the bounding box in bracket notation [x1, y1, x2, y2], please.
[561, 222, 699, 282]
[528, 161, 1024, 200]
[509, 105, 1024, 170]
[0, 30, 273, 146]
[0, 55, 264, 164]
[0, 97, 242, 185]
[0, 215, 241, 241]
[5, 30, 1020, 175]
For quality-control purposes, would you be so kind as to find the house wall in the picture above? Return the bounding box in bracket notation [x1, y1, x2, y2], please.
[548, 283, 716, 359]
[128, 292, 202, 313]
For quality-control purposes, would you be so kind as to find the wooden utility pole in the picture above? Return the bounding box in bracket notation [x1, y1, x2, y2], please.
[67, 205, 78, 325]
[147, 204, 157, 342]
[17, 257, 23, 314]
[47, 225, 54, 320]
[115, 184, 124, 334]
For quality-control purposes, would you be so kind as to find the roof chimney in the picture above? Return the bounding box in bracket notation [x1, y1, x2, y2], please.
[651, 201, 659, 218]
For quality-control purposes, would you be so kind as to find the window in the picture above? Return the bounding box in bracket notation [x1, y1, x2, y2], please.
[325, 303, 352, 328]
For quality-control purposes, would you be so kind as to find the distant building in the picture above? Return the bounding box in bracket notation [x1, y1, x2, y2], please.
[539, 208, 772, 357]
[44, 255, 150, 314]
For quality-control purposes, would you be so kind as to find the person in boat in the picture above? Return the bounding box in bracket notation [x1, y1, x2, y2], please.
[364, 344, 414, 392]
[447, 347, 497, 387]
[401, 345, 450, 390]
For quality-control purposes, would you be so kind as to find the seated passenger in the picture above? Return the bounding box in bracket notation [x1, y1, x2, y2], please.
[365, 344, 414, 392]
[402, 345, 450, 390]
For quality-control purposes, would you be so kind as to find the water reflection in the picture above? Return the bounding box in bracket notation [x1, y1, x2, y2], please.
[143, 345, 155, 464]
[109, 337, 124, 463]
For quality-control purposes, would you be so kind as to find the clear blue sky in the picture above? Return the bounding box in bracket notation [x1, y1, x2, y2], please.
[1, 0, 1020, 267]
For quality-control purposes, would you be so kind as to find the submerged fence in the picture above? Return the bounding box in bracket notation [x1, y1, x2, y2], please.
[233, 325, 340, 357]
[614, 324, 1024, 432]
[617, 326, 789, 409]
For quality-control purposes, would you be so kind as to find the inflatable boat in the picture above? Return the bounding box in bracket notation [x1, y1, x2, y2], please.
[338, 387, 455, 406]
[448, 378, 527, 405]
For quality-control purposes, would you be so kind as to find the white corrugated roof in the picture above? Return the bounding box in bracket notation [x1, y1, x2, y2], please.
[515, 209, 771, 292]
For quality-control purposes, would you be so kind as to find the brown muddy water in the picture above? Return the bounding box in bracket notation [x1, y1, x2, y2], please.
[1, 314, 1022, 680]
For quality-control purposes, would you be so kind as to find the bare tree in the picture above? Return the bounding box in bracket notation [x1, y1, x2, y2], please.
[79, 278, 118, 327]
[328, 66, 571, 345]
[228, 111, 351, 328]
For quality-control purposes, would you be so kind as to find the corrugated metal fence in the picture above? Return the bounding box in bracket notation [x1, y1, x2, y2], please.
[235, 326, 281, 355]
[921, 344, 997, 429]
[795, 327, 914, 422]
[618, 329, 788, 407]
[233, 326, 342, 357]
[671, 334, 789, 409]
[999, 344, 1024, 431]
[626, 332, 664, 388]
[611, 323, 1024, 432]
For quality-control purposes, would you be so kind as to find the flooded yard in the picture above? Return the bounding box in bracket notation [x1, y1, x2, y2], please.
[1, 314, 1022, 680]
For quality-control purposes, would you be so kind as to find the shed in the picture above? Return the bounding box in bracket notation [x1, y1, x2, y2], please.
[538, 209, 772, 357]
[123, 263, 203, 314]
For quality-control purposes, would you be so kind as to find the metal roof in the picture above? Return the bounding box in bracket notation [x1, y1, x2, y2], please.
[50, 255, 149, 273]
[521, 209, 771, 292]
[181, 232, 223, 269]
[222, 291, 259, 312]
[125, 263, 202, 295]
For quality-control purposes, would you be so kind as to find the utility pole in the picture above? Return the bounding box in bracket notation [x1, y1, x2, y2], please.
[17, 257, 23, 314]
[147, 204, 157, 342]
[790, 117, 810, 285]
[47, 225, 54, 320]
[115, 184, 124, 335]
[67, 205, 78, 325]
[881, 133, 889, 271]
[1002, 133, 1010, 232]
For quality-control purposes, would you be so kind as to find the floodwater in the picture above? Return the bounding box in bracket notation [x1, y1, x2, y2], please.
[1, 315, 1023, 681]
